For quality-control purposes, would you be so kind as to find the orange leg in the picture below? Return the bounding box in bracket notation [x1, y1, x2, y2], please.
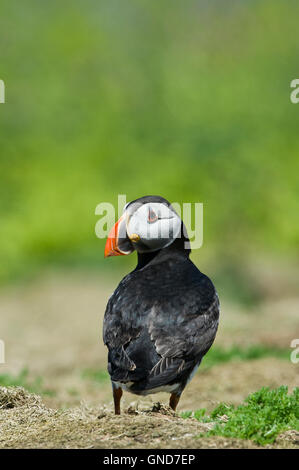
[169, 392, 181, 412]
[113, 386, 123, 415]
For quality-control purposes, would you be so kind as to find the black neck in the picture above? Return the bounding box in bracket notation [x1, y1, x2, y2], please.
[136, 251, 160, 270]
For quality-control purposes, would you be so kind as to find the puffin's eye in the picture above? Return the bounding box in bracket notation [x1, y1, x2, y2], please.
[147, 207, 158, 224]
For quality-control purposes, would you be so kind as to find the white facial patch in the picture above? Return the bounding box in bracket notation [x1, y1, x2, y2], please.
[126, 202, 181, 252]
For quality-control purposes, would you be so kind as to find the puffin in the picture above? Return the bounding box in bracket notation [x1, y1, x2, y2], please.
[103, 195, 219, 414]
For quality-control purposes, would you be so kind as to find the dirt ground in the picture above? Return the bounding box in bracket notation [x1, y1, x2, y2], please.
[0, 271, 298, 448]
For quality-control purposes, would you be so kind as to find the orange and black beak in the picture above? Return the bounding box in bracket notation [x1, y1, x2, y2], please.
[104, 214, 134, 258]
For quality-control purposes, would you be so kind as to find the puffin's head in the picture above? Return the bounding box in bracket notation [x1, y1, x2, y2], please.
[104, 195, 184, 257]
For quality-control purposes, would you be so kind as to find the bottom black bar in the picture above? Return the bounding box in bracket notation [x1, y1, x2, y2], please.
[0, 448, 294, 466]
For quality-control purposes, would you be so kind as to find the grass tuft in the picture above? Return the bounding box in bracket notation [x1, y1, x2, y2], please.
[182, 386, 299, 445]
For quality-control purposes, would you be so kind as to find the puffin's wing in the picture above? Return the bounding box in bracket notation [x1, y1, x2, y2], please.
[145, 280, 220, 387]
[150, 293, 219, 359]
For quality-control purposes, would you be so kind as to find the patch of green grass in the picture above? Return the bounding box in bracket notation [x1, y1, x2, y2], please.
[0, 368, 55, 397]
[202, 345, 290, 370]
[182, 386, 299, 445]
[81, 369, 110, 384]
[181, 408, 211, 423]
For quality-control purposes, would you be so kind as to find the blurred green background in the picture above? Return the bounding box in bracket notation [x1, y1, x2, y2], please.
[0, 0, 298, 303]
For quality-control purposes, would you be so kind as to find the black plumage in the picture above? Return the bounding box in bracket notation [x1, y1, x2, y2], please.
[103, 196, 219, 413]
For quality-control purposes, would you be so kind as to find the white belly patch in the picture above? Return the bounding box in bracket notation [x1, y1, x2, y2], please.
[113, 381, 179, 396]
